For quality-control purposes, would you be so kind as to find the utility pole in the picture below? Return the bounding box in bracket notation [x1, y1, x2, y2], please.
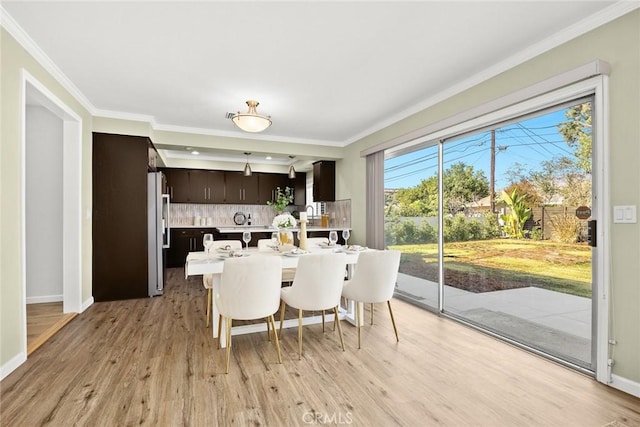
[490, 129, 496, 213]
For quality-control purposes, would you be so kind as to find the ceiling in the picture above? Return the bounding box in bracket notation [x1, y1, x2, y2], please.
[2, 1, 625, 167]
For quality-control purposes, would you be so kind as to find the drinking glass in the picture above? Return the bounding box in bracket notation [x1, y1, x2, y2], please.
[242, 231, 251, 250]
[342, 229, 350, 246]
[329, 231, 338, 246]
[271, 232, 280, 249]
[203, 233, 214, 253]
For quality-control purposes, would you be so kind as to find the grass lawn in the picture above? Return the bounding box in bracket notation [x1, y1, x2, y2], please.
[389, 238, 592, 297]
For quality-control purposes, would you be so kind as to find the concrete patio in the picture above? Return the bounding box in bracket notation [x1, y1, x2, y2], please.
[394, 272, 593, 366]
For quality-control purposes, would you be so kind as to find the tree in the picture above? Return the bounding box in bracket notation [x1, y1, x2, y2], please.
[392, 176, 438, 217]
[443, 162, 489, 215]
[558, 102, 592, 174]
[503, 180, 542, 207]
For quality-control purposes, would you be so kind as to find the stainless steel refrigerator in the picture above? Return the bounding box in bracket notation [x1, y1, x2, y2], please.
[148, 172, 170, 296]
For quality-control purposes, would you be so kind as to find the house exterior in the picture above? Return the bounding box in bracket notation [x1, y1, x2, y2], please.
[1, 6, 639, 397]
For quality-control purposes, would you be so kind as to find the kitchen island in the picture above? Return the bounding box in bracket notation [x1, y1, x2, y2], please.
[167, 225, 351, 267]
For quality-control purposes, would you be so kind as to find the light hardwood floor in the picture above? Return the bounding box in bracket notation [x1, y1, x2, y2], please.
[2, 269, 639, 426]
[26, 302, 76, 355]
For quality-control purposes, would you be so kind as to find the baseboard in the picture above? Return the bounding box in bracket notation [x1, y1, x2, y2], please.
[26, 294, 63, 304]
[0, 351, 27, 381]
[610, 374, 640, 398]
[81, 296, 94, 312]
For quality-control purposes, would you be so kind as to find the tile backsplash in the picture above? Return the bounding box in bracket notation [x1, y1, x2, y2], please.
[169, 199, 351, 228]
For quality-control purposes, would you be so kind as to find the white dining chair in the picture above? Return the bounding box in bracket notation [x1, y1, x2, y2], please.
[341, 250, 401, 349]
[257, 239, 296, 283]
[203, 240, 242, 327]
[215, 255, 283, 374]
[278, 252, 347, 359]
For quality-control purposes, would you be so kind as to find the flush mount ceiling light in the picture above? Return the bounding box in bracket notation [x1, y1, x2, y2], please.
[243, 152, 252, 176]
[231, 100, 272, 133]
[288, 155, 296, 179]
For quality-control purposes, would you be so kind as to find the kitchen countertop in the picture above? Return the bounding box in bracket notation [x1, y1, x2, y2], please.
[171, 225, 351, 233]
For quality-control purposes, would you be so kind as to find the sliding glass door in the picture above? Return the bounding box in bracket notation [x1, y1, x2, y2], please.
[385, 98, 595, 371]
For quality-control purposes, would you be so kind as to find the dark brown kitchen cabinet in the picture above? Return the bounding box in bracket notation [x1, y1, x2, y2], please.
[225, 172, 259, 204]
[292, 172, 307, 206]
[164, 168, 225, 203]
[189, 170, 225, 203]
[164, 168, 191, 202]
[167, 228, 210, 267]
[93, 132, 150, 301]
[258, 173, 289, 204]
[313, 160, 335, 201]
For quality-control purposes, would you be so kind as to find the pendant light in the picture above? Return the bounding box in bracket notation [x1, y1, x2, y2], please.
[243, 152, 252, 176]
[288, 155, 296, 179]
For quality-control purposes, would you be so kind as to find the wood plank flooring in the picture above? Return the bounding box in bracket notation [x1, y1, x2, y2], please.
[26, 302, 77, 355]
[2, 268, 639, 426]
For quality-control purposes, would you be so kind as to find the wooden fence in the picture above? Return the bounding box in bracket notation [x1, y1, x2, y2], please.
[523, 205, 589, 241]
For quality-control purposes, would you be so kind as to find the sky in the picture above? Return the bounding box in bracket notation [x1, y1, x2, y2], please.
[384, 106, 580, 191]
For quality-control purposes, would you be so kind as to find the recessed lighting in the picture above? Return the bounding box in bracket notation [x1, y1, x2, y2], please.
[266, 156, 272, 160]
[191, 151, 200, 155]
[186, 147, 193, 150]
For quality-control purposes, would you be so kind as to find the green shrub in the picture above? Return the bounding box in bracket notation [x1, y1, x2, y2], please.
[386, 212, 500, 245]
[385, 218, 437, 245]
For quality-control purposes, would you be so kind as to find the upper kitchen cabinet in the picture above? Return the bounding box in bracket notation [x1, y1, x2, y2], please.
[164, 168, 190, 202]
[313, 161, 335, 202]
[225, 171, 259, 204]
[292, 172, 307, 206]
[189, 170, 225, 203]
[164, 168, 225, 203]
[258, 173, 289, 204]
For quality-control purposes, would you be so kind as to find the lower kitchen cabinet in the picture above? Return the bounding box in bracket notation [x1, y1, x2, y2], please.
[168, 228, 210, 267]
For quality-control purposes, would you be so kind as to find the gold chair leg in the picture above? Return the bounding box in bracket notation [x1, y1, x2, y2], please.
[266, 317, 271, 341]
[217, 314, 222, 349]
[371, 303, 374, 325]
[225, 318, 233, 374]
[322, 310, 325, 332]
[270, 315, 282, 364]
[298, 309, 303, 360]
[278, 300, 286, 339]
[206, 289, 212, 328]
[356, 301, 361, 349]
[334, 306, 345, 351]
[388, 300, 399, 342]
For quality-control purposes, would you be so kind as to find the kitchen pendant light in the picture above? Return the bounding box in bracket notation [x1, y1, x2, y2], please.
[288, 155, 296, 179]
[232, 100, 272, 133]
[243, 152, 252, 176]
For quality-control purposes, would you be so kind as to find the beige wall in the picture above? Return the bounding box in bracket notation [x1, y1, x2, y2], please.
[339, 11, 640, 383]
[1, 28, 94, 368]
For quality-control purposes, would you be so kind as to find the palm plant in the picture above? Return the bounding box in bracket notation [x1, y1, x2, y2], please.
[500, 189, 532, 239]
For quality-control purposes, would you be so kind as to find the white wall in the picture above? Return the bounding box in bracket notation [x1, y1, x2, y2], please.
[26, 105, 63, 302]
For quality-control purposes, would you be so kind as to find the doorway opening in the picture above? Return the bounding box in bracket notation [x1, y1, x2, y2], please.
[22, 71, 83, 356]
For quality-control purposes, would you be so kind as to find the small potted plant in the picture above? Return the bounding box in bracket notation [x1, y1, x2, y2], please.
[267, 186, 294, 214]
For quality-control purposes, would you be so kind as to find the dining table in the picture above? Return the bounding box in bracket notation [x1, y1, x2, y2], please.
[185, 245, 367, 348]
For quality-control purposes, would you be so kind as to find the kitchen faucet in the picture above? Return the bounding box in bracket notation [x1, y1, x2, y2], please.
[305, 204, 315, 224]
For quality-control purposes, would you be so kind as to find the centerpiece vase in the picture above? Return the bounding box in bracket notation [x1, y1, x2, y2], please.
[278, 229, 295, 251]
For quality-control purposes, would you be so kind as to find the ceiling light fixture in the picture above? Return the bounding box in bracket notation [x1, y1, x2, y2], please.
[288, 155, 296, 179]
[243, 152, 252, 177]
[231, 100, 272, 133]
[191, 151, 200, 155]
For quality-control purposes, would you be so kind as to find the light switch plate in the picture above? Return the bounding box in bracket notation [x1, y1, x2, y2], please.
[613, 205, 636, 223]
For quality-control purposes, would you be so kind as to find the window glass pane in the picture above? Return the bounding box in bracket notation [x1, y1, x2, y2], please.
[385, 143, 439, 310]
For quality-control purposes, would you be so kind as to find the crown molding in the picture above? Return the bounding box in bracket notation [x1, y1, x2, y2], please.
[344, 1, 640, 146]
[1, 5, 96, 115]
[4, 2, 637, 149]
